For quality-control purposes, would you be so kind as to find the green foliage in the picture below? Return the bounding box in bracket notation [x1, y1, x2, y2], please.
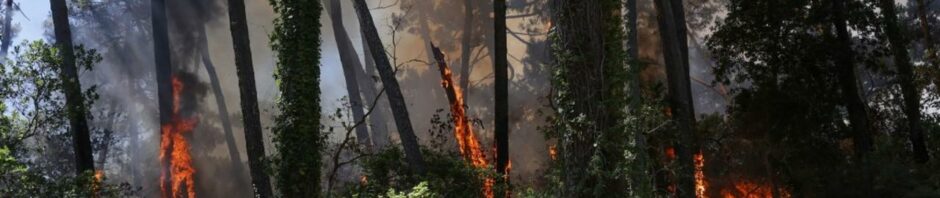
[0, 41, 135, 197]
[345, 145, 489, 198]
[382, 181, 438, 198]
[268, 0, 324, 196]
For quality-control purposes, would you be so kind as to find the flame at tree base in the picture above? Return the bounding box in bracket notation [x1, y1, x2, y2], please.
[431, 44, 492, 198]
[159, 75, 198, 198]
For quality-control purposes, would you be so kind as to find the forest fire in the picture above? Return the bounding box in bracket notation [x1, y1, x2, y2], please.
[159, 75, 198, 198]
[431, 44, 491, 197]
[695, 152, 707, 198]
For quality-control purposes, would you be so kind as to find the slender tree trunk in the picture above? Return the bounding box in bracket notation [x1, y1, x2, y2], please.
[460, 0, 474, 98]
[917, 0, 935, 65]
[50, 0, 95, 175]
[831, 0, 874, 194]
[352, 0, 427, 174]
[655, 0, 697, 197]
[150, 0, 175, 194]
[226, 0, 273, 196]
[326, 0, 372, 149]
[832, 0, 873, 157]
[1, 0, 13, 57]
[197, 27, 248, 180]
[626, 0, 652, 195]
[493, 0, 510, 195]
[361, 36, 391, 148]
[877, 0, 928, 163]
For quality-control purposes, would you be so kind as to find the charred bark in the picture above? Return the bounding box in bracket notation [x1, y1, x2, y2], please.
[877, 0, 928, 163]
[327, 0, 372, 149]
[494, 0, 510, 194]
[50, 0, 95, 175]
[226, 0, 273, 196]
[655, 0, 697, 197]
[352, 0, 427, 174]
[150, 0, 174, 194]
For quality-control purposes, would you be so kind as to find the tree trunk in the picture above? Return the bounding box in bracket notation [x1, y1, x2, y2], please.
[1, 0, 13, 57]
[50, 0, 95, 176]
[198, 27, 248, 183]
[494, 0, 510, 194]
[150, 0, 175, 194]
[655, 0, 697, 197]
[269, 0, 323, 196]
[352, 0, 427, 174]
[626, 0, 652, 195]
[361, 35, 391, 148]
[832, 0, 873, 158]
[459, 0, 474, 99]
[551, 0, 630, 196]
[326, 0, 372, 149]
[917, 0, 935, 65]
[877, 0, 928, 163]
[226, 0, 274, 195]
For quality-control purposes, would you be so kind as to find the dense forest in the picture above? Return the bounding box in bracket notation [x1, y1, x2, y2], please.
[1, 0, 939, 197]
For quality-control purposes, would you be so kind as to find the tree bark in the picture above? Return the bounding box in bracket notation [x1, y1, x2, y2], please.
[326, 0, 372, 149]
[877, 0, 928, 163]
[352, 0, 427, 174]
[917, 0, 935, 65]
[1, 0, 13, 57]
[198, 27, 248, 183]
[460, 0, 474, 99]
[626, 0, 652, 195]
[655, 0, 697, 197]
[361, 35, 391, 148]
[226, 0, 273, 196]
[494, 0, 510, 194]
[832, 0, 873, 157]
[150, 0, 175, 194]
[50, 0, 95, 176]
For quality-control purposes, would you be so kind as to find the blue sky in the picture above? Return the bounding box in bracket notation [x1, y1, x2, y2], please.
[12, 1, 49, 47]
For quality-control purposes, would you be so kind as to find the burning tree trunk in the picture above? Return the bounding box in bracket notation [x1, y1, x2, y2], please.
[50, 0, 95, 175]
[430, 43, 492, 197]
[150, 0, 175, 195]
[550, 0, 631, 196]
[352, 0, 427, 174]
[226, 0, 274, 196]
[493, 0, 510, 196]
[326, 0, 372, 149]
[876, 0, 928, 163]
[655, 0, 697, 197]
[198, 27, 247, 184]
[269, 0, 324, 196]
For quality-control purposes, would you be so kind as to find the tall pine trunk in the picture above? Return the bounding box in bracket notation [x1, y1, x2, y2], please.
[352, 0, 427, 174]
[198, 27, 247, 183]
[269, 0, 323, 196]
[150, 0, 175, 194]
[626, 0, 652, 195]
[459, 0, 474, 98]
[832, 0, 873, 157]
[877, 0, 928, 163]
[50, 0, 95, 175]
[655, 0, 697, 196]
[326, 0, 372, 148]
[225, 0, 274, 195]
[494, 0, 510, 192]
[1, 0, 13, 57]
[360, 36, 391, 148]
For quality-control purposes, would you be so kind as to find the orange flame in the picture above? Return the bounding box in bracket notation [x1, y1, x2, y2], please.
[548, 145, 557, 160]
[432, 45, 491, 198]
[695, 152, 707, 198]
[160, 75, 198, 198]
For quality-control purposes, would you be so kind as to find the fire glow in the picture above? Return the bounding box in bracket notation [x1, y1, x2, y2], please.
[684, 149, 788, 198]
[431, 44, 492, 198]
[160, 75, 198, 198]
